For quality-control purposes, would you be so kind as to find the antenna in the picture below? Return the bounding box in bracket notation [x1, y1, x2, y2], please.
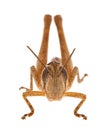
[27, 46, 52, 76]
[63, 48, 76, 68]
[58, 48, 76, 76]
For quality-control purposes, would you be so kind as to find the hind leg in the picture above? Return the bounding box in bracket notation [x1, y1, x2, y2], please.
[54, 15, 73, 87]
[36, 15, 52, 86]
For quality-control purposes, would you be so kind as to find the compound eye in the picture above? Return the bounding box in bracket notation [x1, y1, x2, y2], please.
[59, 67, 67, 81]
[42, 67, 51, 83]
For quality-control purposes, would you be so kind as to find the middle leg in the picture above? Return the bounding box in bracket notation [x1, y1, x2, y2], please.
[70, 66, 88, 85]
[19, 71, 33, 91]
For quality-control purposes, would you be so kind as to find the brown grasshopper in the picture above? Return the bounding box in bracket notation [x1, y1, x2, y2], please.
[19, 15, 88, 120]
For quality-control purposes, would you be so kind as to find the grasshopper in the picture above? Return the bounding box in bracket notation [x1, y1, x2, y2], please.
[19, 15, 88, 120]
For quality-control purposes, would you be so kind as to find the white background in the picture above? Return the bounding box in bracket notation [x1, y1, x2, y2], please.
[0, 0, 107, 129]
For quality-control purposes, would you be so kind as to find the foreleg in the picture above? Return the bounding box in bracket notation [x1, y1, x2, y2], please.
[21, 91, 45, 119]
[64, 92, 87, 120]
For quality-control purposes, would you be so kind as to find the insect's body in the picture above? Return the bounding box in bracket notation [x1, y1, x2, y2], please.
[20, 15, 88, 120]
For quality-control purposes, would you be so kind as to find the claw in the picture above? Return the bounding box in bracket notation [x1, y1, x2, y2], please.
[76, 114, 87, 120]
[84, 73, 88, 77]
[21, 114, 27, 120]
[21, 112, 33, 120]
[19, 87, 29, 91]
[81, 115, 87, 120]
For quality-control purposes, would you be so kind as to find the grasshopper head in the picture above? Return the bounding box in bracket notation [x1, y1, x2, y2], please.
[41, 58, 67, 101]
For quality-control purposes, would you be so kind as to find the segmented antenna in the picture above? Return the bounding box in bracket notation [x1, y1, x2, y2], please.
[58, 48, 76, 76]
[27, 46, 52, 76]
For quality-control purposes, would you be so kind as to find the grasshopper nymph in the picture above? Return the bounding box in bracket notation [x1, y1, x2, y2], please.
[19, 15, 88, 120]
